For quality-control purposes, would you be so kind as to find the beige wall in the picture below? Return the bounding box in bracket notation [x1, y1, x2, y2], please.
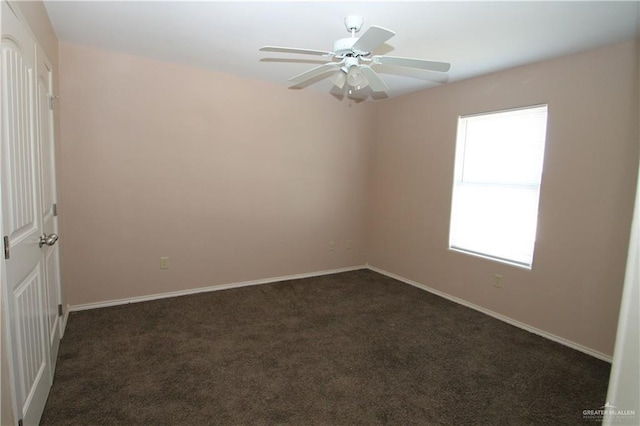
[58, 41, 638, 357]
[367, 41, 639, 357]
[58, 42, 373, 306]
[1, 1, 59, 424]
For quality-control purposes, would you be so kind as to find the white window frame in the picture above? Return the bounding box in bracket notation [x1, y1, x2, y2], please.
[449, 104, 548, 269]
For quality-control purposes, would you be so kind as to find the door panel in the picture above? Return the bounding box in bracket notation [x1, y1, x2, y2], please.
[12, 266, 49, 423]
[4, 46, 36, 240]
[1, 2, 51, 424]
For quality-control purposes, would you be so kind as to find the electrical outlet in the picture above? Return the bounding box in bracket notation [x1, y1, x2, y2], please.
[493, 274, 503, 288]
[329, 241, 335, 252]
[346, 240, 353, 250]
[160, 257, 169, 269]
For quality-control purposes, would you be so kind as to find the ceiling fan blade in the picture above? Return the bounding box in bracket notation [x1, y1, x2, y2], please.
[359, 65, 389, 93]
[259, 46, 334, 57]
[373, 64, 450, 84]
[352, 26, 395, 53]
[261, 58, 332, 67]
[289, 63, 341, 85]
[373, 55, 450, 72]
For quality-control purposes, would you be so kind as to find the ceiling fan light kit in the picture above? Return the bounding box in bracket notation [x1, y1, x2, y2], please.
[259, 15, 450, 99]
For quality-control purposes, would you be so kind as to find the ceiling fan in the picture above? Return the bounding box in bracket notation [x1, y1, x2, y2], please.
[259, 15, 450, 97]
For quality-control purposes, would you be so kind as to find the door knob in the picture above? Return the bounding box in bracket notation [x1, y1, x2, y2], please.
[39, 233, 58, 248]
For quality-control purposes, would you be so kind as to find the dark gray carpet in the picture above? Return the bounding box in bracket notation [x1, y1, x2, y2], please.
[41, 269, 610, 425]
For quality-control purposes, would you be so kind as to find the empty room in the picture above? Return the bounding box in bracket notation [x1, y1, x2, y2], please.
[1, 1, 639, 425]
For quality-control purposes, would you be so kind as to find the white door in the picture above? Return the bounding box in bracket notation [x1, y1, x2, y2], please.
[1, 2, 52, 424]
[36, 43, 62, 376]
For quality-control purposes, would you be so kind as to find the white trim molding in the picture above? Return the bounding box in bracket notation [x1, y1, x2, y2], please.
[69, 265, 367, 312]
[67, 262, 612, 363]
[367, 265, 613, 363]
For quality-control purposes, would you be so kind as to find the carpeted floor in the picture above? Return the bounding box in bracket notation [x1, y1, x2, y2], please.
[41, 269, 610, 425]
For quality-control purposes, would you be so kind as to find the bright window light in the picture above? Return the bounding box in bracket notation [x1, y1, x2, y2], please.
[449, 105, 548, 268]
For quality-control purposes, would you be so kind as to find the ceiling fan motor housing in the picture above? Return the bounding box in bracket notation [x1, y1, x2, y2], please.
[333, 38, 359, 56]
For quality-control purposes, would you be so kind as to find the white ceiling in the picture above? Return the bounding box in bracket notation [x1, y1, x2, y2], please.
[44, 1, 640, 100]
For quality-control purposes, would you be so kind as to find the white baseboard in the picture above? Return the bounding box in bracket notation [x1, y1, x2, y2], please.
[367, 265, 613, 363]
[69, 265, 367, 312]
[66, 263, 612, 363]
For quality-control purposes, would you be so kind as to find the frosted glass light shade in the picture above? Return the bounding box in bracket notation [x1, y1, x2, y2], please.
[332, 71, 347, 89]
[346, 65, 369, 89]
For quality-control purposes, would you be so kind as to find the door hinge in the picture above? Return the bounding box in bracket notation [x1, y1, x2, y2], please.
[53, 203, 58, 216]
[3, 236, 9, 260]
[58, 304, 63, 317]
[48, 95, 59, 110]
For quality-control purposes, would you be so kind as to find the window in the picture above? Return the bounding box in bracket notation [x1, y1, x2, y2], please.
[449, 105, 548, 268]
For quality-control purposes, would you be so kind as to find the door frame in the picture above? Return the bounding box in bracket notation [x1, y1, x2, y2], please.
[36, 40, 63, 378]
